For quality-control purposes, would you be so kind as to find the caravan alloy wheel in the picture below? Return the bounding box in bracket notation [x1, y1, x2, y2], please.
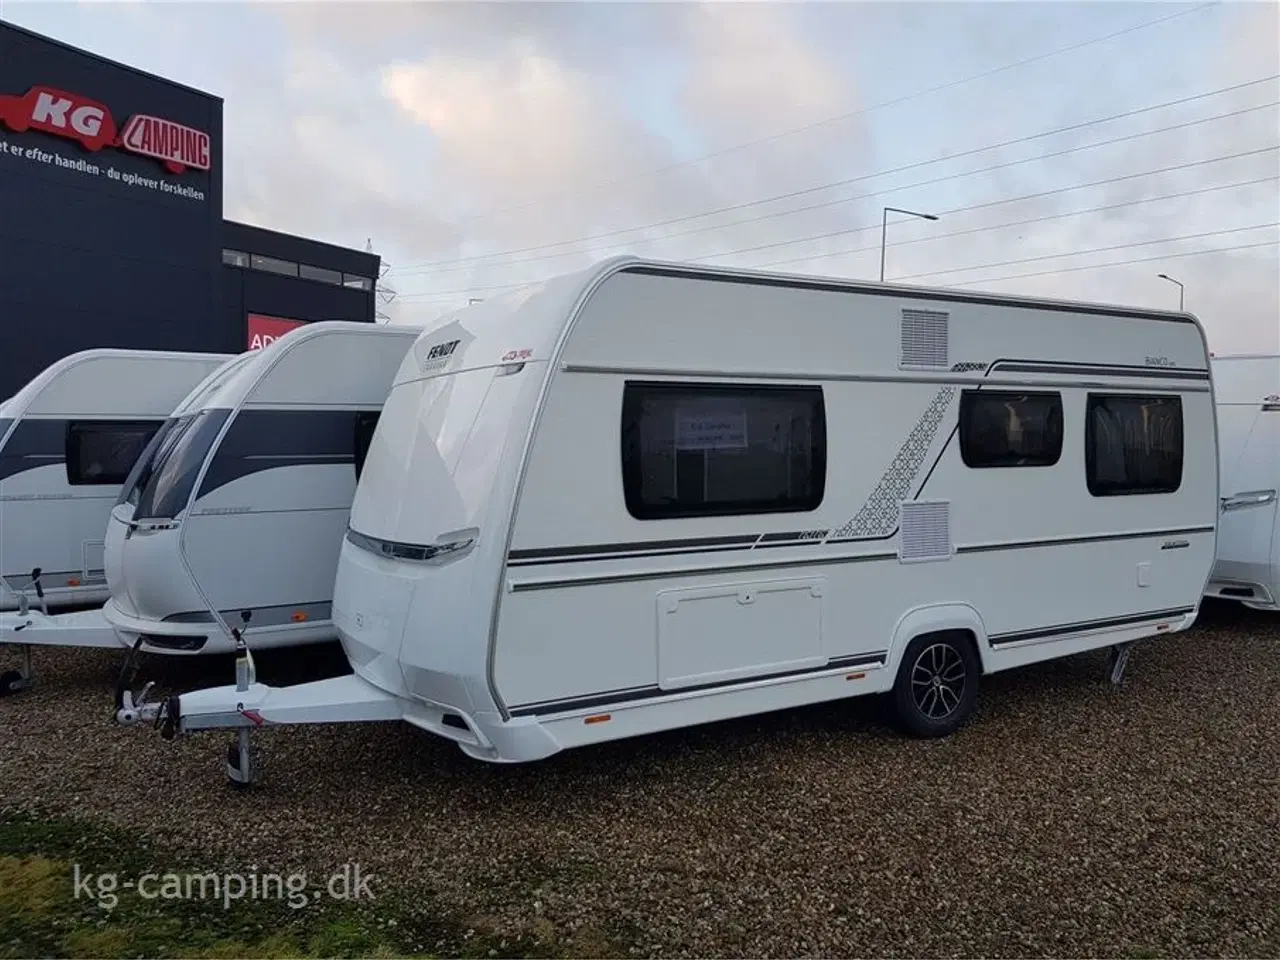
[890, 631, 979, 738]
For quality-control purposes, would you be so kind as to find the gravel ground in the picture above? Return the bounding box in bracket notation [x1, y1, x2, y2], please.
[2, 599, 1278, 958]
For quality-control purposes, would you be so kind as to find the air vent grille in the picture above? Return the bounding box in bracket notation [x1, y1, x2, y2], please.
[900, 309, 949, 369]
[899, 499, 953, 563]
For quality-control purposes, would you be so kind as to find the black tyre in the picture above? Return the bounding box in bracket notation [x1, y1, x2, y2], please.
[0, 670, 23, 697]
[890, 631, 979, 738]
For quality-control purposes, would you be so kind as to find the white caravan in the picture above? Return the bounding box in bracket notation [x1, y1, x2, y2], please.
[1203, 353, 1280, 610]
[118, 257, 1219, 784]
[103, 320, 421, 658]
[1, 349, 232, 614]
[1, 352, 253, 695]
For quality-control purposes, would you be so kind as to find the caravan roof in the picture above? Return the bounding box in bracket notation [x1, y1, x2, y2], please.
[0, 348, 233, 423]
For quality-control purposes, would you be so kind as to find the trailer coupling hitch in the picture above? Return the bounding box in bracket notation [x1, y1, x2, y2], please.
[112, 637, 178, 739]
[115, 683, 178, 739]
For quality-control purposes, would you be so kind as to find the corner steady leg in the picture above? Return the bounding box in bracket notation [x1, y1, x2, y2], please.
[0, 644, 34, 696]
[226, 729, 254, 790]
[1107, 641, 1135, 687]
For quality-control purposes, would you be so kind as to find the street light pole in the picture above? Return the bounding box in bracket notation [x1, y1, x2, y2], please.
[1157, 273, 1185, 311]
[880, 206, 940, 282]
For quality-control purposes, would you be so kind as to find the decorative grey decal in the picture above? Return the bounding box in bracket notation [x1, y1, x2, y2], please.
[829, 385, 957, 540]
[950, 361, 988, 373]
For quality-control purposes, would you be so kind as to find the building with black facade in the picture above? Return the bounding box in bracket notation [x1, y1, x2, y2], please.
[0, 19, 379, 398]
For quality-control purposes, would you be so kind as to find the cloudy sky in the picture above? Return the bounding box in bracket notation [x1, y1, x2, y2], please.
[5, 0, 1278, 349]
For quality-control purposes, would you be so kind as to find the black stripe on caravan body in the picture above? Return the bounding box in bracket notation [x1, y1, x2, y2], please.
[505, 526, 1214, 578]
[988, 606, 1197, 647]
[507, 533, 761, 564]
[954, 524, 1215, 555]
[0, 418, 66, 482]
[990, 360, 1211, 381]
[508, 549, 899, 592]
[196, 409, 362, 498]
[506, 651, 891, 718]
[619, 265, 1197, 323]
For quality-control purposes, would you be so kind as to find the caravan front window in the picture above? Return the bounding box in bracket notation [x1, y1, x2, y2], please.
[131, 409, 231, 520]
[118, 417, 185, 507]
[620, 381, 826, 520]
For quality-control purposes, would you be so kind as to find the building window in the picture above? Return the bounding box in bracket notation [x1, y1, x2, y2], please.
[343, 274, 374, 291]
[222, 249, 250, 268]
[959, 390, 1063, 468]
[1085, 394, 1184, 496]
[300, 263, 343, 285]
[250, 254, 300, 277]
[620, 381, 826, 520]
[65, 420, 164, 486]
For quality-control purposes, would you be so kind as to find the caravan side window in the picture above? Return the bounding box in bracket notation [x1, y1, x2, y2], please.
[1085, 393, 1183, 496]
[620, 381, 826, 520]
[353, 411, 380, 480]
[959, 390, 1063, 468]
[66, 420, 164, 486]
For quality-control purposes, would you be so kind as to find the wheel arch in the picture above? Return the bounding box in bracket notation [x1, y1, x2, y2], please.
[886, 603, 991, 679]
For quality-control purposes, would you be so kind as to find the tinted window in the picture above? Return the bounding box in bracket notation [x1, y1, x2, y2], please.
[117, 417, 179, 507]
[354, 411, 380, 480]
[300, 263, 343, 285]
[959, 390, 1063, 468]
[621, 381, 826, 520]
[1086, 394, 1184, 496]
[133, 409, 231, 519]
[65, 420, 163, 486]
[250, 254, 298, 277]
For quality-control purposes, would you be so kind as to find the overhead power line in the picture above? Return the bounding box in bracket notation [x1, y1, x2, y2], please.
[398, 77, 1279, 275]
[449, 0, 1221, 225]
[398, 222, 1279, 304]
[396, 162, 1278, 301]
[943, 239, 1279, 289]
[892, 222, 1278, 282]
[733, 168, 1278, 270]
[404, 147, 1278, 289]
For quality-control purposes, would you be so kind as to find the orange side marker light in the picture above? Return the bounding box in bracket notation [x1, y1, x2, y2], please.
[584, 713, 611, 725]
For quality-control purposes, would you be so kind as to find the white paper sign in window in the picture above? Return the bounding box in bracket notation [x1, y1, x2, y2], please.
[674, 412, 749, 451]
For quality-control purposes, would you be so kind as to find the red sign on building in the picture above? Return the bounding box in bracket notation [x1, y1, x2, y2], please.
[247, 314, 305, 351]
[0, 84, 211, 174]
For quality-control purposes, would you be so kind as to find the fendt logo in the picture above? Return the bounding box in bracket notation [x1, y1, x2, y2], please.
[426, 339, 460, 361]
[0, 85, 211, 175]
